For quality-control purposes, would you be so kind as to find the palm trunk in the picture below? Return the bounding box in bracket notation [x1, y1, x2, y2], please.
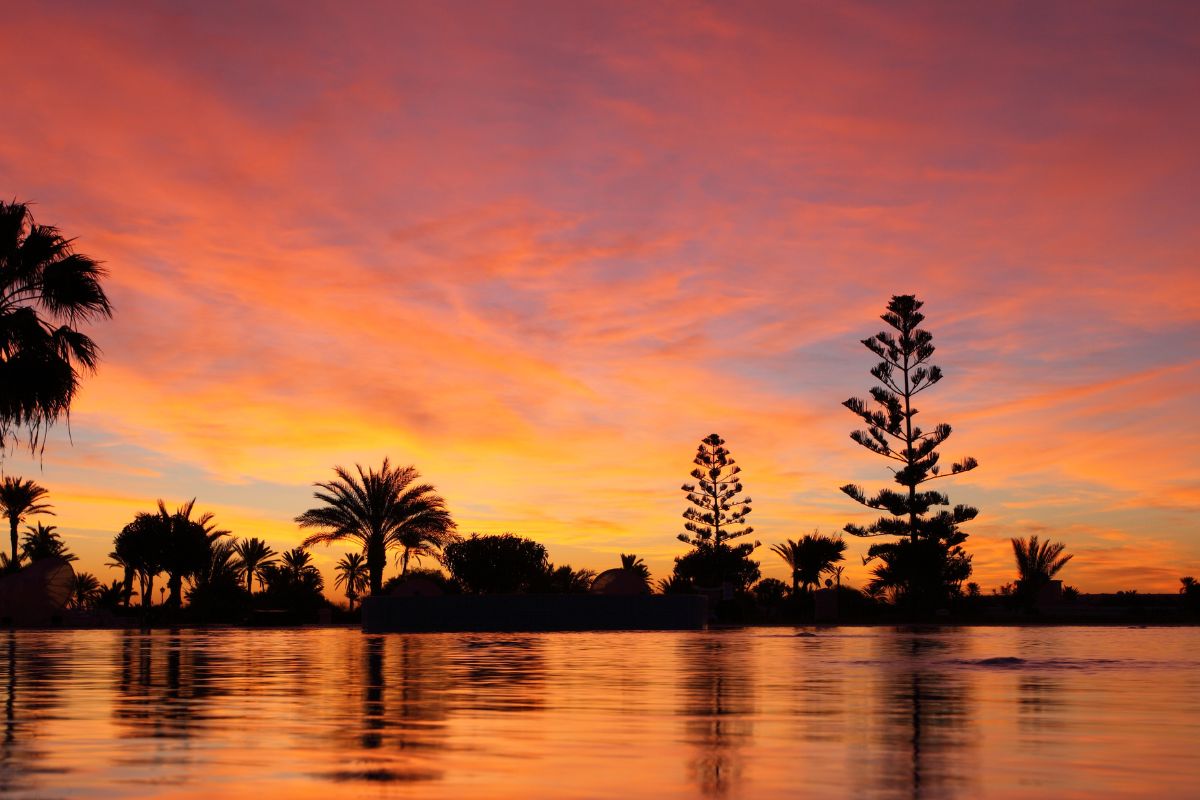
[368, 542, 385, 595]
[401, 547, 411, 576]
[245, 566, 254, 595]
[167, 573, 183, 608]
[122, 565, 135, 607]
[7, 517, 17, 571]
[144, 574, 154, 608]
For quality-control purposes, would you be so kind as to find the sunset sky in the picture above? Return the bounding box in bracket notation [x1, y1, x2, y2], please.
[1, 1, 1197, 595]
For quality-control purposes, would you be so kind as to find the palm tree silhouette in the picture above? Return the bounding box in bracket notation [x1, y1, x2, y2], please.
[69, 572, 101, 609]
[112, 500, 226, 609]
[1181, 576, 1197, 594]
[111, 514, 163, 608]
[154, 499, 227, 608]
[335, 552, 369, 611]
[0, 200, 112, 452]
[20, 522, 75, 563]
[95, 579, 125, 609]
[0, 477, 53, 570]
[770, 532, 847, 593]
[274, 547, 324, 595]
[233, 537, 277, 594]
[194, 540, 241, 585]
[620, 553, 651, 581]
[296, 459, 456, 595]
[282, 547, 317, 578]
[1011, 536, 1072, 598]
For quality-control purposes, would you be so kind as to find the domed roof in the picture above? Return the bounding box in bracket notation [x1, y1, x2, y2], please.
[590, 568, 650, 595]
[0, 556, 75, 624]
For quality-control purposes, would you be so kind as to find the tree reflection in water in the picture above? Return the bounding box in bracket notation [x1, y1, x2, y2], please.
[361, 635, 385, 750]
[791, 632, 850, 743]
[113, 630, 226, 741]
[347, 634, 544, 784]
[1, 631, 68, 795]
[330, 634, 449, 783]
[452, 635, 546, 714]
[1018, 674, 1066, 735]
[360, 634, 454, 751]
[860, 630, 977, 800]
[1016, 671, 1068, 780]
[678, 634, 755, 797]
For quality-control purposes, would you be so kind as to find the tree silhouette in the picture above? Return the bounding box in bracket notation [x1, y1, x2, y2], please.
[1011, 535, 1072, 602]
[0, 200, 112, 453]
[865, 539, 971, 604]
[187, 540, 249, 619]
[259, 547, 326, 614]
[95, 578, 125, 610]
[657, 574, 691, 594]
[679, 434, 755, 550]
[442, 533, 548, 594]
[233, 537, 277, 594]
[620, 553, 651, 581]
[155, 499, 227, 609]
[111, 499, 225, 609]
[296, 459, 456, 596]
[19, 522, 75, 563]
[672, 545, 760, 591]
[0, 477, 52, 570]
[334, 552, 369, 611]
[674, 433, 760, 590]
[770, 532, 847, 593]
[111, 514, 164, 608]
[537, 563, 597, 593]
[840, 295, 977, 608]
[69, 572, 101, 609]
[752, 577, 789, 607]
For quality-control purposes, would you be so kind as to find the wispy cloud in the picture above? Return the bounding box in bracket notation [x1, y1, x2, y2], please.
[1, 0, 1197, 592]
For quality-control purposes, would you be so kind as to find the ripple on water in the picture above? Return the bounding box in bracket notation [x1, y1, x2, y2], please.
[1, 627, 1198, 799]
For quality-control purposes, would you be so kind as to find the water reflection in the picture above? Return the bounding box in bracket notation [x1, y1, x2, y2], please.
[1, 633, 19, 794]
[358, 635, 452, 753]
[792, 631, 849, 742]
[0, 628, 1196, 798]
[862, 630, 976, 800]
[1017, 674, 1066, 733]
[453, 635, 546, 713]
[336, 634, 544, 785]
[1, 631, 68, 795]
[679, 635, 755, 797]
[112, 630, 229, 741]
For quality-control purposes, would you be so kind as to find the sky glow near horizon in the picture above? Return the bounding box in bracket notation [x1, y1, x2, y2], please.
[1, 1, 1198, 595]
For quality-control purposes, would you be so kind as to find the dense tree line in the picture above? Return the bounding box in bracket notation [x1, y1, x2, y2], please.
[7, 269, 1191, 625]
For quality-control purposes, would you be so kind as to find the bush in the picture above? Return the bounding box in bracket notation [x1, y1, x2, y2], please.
[442, 534, 549, 594]
[382, 568, 460, 594]
[752, 578, 789, 607]
[672, 544, 760, 591]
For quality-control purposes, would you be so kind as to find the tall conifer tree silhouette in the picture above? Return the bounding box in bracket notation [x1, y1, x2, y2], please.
[679, 433, 755, 551]
[672, 434, 761, 589]
[840, 295, 978, 604]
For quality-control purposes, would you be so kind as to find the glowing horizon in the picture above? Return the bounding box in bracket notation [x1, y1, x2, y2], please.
[1, 1, 1197, 597]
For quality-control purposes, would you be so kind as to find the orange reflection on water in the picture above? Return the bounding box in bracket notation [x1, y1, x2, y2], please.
[2, 627, 1199, 798]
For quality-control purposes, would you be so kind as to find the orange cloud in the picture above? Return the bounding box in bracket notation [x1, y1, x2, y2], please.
[1, 1, 1197, 596]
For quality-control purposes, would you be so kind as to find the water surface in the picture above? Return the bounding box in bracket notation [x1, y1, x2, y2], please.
[2, 627, 1197, 798]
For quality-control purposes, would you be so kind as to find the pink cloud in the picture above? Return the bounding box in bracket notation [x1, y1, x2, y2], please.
[1, 1, 1197, 594]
